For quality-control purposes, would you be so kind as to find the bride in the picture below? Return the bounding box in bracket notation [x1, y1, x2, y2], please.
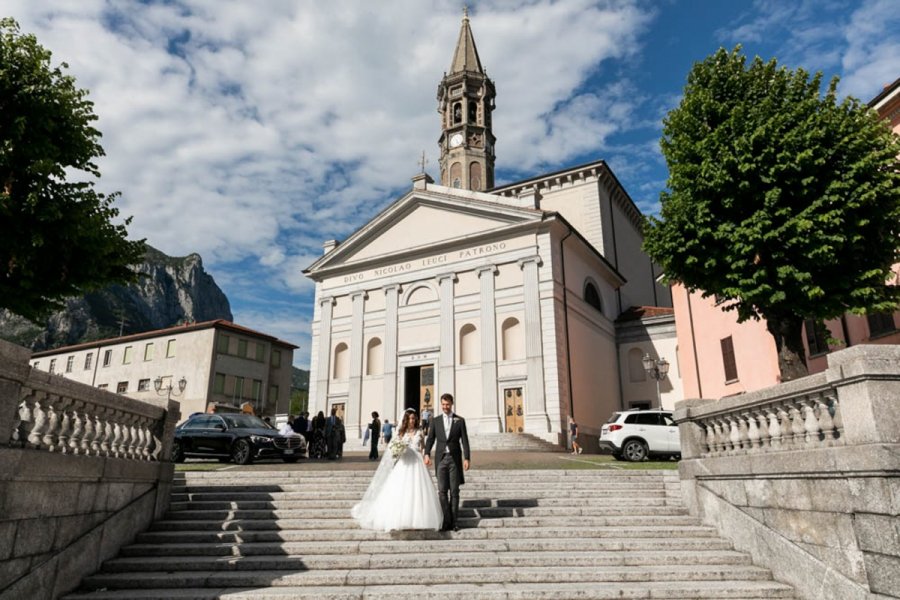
[351, 409, 443, 531]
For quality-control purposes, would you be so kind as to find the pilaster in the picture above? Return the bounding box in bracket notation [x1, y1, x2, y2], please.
[314, 296, 336, 411]
[346, 291, 367, 440]
[437, 273, 457, 400]
[519, 256, 550, 432]
[477, 265, 501, 433]
[382, 285, 400, 423]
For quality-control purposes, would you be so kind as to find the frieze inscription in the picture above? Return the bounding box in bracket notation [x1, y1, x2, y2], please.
[342, 241, 508, 284]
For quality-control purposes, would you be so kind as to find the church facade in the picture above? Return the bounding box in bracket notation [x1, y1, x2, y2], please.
[305, 14, 678, 448]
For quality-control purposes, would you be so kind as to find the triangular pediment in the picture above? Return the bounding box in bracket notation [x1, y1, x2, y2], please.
[305, 189, 543, 276]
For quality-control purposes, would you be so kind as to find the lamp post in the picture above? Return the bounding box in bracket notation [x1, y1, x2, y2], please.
[642, 354, 670, 407]
[154, 375, 187, 400]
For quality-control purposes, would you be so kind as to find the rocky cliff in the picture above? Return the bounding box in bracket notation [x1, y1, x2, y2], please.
[0, 245, 233, 351]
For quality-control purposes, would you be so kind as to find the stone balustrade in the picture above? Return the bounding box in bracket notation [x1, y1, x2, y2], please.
[692, 373, 843, 457]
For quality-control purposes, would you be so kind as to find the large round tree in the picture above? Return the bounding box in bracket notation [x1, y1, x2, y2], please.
[0, 18, 144, 322]
[645, 47, 900, 381]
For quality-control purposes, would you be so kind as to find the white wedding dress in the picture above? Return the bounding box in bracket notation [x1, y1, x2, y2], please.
[351, 430, 443, 531]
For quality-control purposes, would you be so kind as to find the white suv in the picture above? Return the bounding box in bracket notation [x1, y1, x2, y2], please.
[599, 409, 681, 462]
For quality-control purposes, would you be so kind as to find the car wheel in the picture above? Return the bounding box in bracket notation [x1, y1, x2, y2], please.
[231, 439, 253, 465]
[172, 441, 185, 463]
[282, 457, 299, 463]
[622, 439, 648, 462]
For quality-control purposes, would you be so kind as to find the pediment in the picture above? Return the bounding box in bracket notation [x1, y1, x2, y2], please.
[306, 189, 543, 276]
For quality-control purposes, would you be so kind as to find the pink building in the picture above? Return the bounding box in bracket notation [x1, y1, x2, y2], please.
[673, 77, 900, 398]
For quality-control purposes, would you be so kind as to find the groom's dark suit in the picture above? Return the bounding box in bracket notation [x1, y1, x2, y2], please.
[424, 411, 470, 530]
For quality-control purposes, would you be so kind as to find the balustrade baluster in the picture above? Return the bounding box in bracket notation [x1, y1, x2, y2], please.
[737, 413, 751, 451]
[802, 396, 822, 446]
[746, 411, 761, 450]
[28, 398, 48, 448]
[831, 398, 843, 441]
[789, 403, 806, 448]
[101, 415, 114, 456]
[777, 405, 793, 447]
[90, 413, 104, 455]
[13, 392, 35, 446]
[766, 407, 781, 449]
[57, 398, 72, 454]
[111, 415, 123, 457]
[81, 410, 95, 454]
[713, 419, 727, 453]
[728, 417, 741, 454]
[42, 398, 60, 451]
[139, 418, 152, 460]
[817, 394, 836, 442]
[704, 421, 716, 455]
[69, 405, 84, 454]
[119, 418, 133, 459]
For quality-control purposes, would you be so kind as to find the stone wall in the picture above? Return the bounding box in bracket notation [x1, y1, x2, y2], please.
[0, 339, 180, 600]
[675, 345, 900, 600]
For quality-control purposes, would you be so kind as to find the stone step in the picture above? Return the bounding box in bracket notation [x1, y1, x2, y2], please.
[102, 549, 753, 572]
[169, 489, 673, 502]
[167, 494, 681, 508]
[129, 534, 731, 552]
[174, 471, 678, 483]
[66, 580, 795, 600]
[81, 564, 776, 590]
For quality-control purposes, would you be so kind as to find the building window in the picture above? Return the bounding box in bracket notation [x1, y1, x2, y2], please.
[501, 317, 523, 361]
[255, 343, 265, 362]
[66, 356, 74, 373]
[103, 350, 112, 367]
[721, 336, 738, 382]
[450, 162, 462, 189]
[252, 379, 262, 401]
[166, 339, 176, 358]
[238, 339, 248, 358]
[867, 313, 896, 337]
[333, 343, 349, 380]
[144, 343, 154, 361]
[269, 385, 279, 403]
[469, 161, 482, 191]
[584, 281, 603, 313]
[804, 319, 830, 356]
[116, 381, 128, 394]
[49, 359, 56, 374]
[628, 348, 646, 382]
[98, 383, 108, 390]
[459, 324, 479, 365]
[123, 346, 133, 364]
[138, 379, 150, 391]
[271, 349, 282, 368]
[84, 353, 93, 370]
[217, 334, 230, 354]
[233, 376, 245, 401]
[214, 373, 225, 394]
[366, 338, 383, 376]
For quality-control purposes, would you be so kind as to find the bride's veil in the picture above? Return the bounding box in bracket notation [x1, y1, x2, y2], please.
[350, 444, 395, 524]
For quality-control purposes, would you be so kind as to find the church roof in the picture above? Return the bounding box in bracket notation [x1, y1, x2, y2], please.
[449, 8, 484, 74]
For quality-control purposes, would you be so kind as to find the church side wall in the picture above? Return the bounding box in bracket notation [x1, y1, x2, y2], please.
[538, 180, 604, 255]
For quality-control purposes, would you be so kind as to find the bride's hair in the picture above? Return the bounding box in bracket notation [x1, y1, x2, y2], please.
[398, 410, 419, 437]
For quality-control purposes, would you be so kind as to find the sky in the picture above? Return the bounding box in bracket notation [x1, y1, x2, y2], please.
[5, 0, 898, 367]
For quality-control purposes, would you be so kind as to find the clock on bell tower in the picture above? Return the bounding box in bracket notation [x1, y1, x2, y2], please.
[437, 8, 496, 191]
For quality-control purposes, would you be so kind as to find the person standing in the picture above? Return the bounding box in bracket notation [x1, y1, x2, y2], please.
[382, 419, 393, 447]
[570, 418, 582, 455]
[325, 408, 344, 460]
[310, 411, 327, 459]
[421, 406, 433, 434]
[368, 412, 381, 461]
[424, 393, 470, 532]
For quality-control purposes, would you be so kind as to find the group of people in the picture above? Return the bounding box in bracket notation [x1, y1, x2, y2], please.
[352, 393, 470, 533]
[282, 408, 346, 460]
[363, 405, 435, 461]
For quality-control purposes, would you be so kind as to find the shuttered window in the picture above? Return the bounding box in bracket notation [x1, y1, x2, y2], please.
[721, 336, 738, 382]
[804, 319, 829, 356]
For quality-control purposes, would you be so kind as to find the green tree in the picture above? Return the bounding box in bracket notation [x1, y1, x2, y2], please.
[645, 47, 900, 380]
[0, 18, 144, 322]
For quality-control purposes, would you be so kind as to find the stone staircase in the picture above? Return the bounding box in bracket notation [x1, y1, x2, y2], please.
[65, 469, 795, 599]
[467, 432, 565, 451]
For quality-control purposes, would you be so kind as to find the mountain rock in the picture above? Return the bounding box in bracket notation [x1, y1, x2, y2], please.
[0, 245, 233, 351]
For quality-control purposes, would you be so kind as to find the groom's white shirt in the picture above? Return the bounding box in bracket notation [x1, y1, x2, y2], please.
[442, 412, 453, 453]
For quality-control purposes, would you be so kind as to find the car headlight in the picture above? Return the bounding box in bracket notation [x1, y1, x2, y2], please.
[249, 435, 273, 445]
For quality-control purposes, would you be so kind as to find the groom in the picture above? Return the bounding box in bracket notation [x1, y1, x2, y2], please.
[424, 393, 470, 532]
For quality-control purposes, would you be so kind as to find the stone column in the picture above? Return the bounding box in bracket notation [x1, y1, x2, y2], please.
[346, 291, 367, 440]
[382, 285, 400, 423]
[477, 265, 501, 433]
[314, 296, 336, 412]
[519, 256, 550, 432]
[437, 273, 457, 400]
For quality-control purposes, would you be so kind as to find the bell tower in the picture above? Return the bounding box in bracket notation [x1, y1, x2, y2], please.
[437, 8, 496, 191]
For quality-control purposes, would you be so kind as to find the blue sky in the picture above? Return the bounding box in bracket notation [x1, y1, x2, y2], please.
[7, 0, 898, 367]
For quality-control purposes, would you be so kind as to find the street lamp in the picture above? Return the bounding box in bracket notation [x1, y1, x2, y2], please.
[154, 375, 187, 400]
[642, 353, 670, 407]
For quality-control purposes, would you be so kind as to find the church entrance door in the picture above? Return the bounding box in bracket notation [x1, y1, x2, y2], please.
[403, 364, 435, 416]
[504, 388, 524, 433]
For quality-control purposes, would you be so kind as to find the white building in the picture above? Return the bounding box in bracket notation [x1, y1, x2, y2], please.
[29, 320, 297, 420]
[304, 14, 679, 449]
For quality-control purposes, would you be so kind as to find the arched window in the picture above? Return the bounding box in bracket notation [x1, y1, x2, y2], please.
[468, 100, 478, 124]
[501, 317, 524, 361]
[469, 162, 482, 191]
[453, 102, 462, 124]
[459, 324, 480, 365]
[332, 342, 349, 380]
[366, 338, 383, 376]
[404, 285, 436, 306]
[450, 162, 462, 189]
[584, 281, 602, 313]
[628, 348, 646, 382]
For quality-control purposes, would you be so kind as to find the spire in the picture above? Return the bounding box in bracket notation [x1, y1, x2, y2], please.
[449, 6, 484, 74]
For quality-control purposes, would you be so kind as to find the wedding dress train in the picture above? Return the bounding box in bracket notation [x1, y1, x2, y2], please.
[351, 430, 443, 531]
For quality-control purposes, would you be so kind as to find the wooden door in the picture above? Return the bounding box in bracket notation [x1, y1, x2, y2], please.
[504, 388, 524, 433]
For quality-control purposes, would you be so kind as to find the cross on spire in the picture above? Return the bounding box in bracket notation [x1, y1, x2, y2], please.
[418, 151, 428, 173]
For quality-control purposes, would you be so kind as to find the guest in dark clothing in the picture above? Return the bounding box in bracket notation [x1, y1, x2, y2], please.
[291, 413, 308, 435]
[310, 411, 327, 459]
[368, 412, 381, 461]
[325, 408, 345, 460]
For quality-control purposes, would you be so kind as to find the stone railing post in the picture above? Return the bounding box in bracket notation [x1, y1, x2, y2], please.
[674, 398, 716, 460]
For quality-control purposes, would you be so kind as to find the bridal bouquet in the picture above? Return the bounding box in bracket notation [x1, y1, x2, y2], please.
[389, 437, 406, 462]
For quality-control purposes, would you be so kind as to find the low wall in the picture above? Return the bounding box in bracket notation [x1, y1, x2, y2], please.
[0, 340, 180, 600]
[675, 345, 900, 600]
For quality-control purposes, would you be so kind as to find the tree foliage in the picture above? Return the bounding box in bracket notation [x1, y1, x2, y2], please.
[0, 18, 144, 322]
[644, 47, 900, 380]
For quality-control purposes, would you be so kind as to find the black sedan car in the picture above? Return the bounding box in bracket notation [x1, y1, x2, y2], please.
[173, 413, 306, 464]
